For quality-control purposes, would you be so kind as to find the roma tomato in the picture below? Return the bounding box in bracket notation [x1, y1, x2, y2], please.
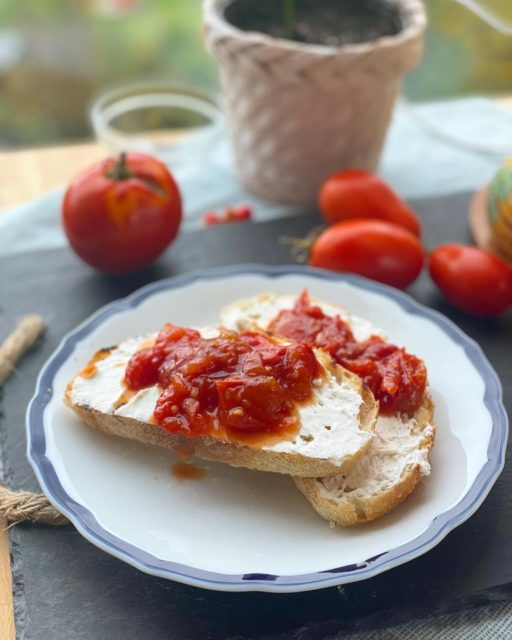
[62, 152, 182, 274]
[429, 244, 512, 317]
[319, 169, 421, 236]
[309, 219, 424, 289]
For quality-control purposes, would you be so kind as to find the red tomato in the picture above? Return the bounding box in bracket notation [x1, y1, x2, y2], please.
[319, 169, 421, 236]
[203, 205, 252, 226]
[429, 244, 512, 317]
[309, 219, 424, 289]
[62, 152, 182, 274]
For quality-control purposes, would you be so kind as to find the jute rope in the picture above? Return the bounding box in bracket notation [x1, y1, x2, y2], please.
[0, 315, 46, 385]
[0, 486, 68, 526]
[0, 316, 68, 526]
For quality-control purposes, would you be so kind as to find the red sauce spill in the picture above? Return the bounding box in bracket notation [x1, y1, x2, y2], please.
[80, 348, 113, 379]
[268, 290, 426, 415]
[171, 461, 205, 481]
[124, 325, 320, 444]
[175, 439, 195, 458]
[112, 388, 137, 410]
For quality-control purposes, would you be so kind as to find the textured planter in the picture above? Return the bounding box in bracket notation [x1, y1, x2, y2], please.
[204, 0, 426, 205]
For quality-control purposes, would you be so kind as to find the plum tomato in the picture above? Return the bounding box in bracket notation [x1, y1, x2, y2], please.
[429, 244, 512, 317]
[309, 219, 425, 289]
[319, 169, 421, 236]
[62, 152, 182, 274]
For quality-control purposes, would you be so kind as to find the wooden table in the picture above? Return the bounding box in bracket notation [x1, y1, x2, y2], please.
[0, 140, 108, 640]
[0, 141, 107, 211]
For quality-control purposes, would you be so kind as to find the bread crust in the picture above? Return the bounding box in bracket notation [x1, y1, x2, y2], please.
[294, 394, 435, 525]
[65, 350, 378, 478]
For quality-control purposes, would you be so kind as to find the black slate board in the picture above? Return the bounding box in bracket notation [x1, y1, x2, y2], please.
[1, 192, 511, 640]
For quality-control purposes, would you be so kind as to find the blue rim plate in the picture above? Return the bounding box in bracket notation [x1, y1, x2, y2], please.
[26, 265, 508, 592]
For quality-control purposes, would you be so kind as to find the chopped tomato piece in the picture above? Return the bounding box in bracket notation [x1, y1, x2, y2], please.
[269, 291, 426, 415]
[125, 324, 320, 441]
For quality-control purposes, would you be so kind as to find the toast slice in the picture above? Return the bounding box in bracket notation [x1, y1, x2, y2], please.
[65, 330, 378, 477]
[221, 292, 436, 525]
[221, 293, 385, 342]
[295, 394, 435, 526]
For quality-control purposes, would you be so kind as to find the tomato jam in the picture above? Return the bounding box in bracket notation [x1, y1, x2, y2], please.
[124, 324, 321, 442]
[268, 291, 426, 415]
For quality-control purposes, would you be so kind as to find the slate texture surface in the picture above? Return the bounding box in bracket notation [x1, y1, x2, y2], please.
[1, 193, 511, 639]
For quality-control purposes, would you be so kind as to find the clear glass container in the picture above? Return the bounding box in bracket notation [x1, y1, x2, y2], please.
[89, 82, 223, 167]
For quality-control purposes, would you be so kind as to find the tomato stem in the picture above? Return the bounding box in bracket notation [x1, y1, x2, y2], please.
[107, 152, 132, 181]
[279, 226, 324, 263]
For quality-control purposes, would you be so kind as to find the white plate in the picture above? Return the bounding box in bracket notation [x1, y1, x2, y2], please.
[27, 266, 508, 592]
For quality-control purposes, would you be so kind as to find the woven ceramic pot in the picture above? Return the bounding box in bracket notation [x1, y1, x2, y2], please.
[204, 0, 426, 205]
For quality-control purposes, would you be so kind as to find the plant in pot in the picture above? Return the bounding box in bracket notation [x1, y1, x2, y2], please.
[204, 0, 426, 206]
